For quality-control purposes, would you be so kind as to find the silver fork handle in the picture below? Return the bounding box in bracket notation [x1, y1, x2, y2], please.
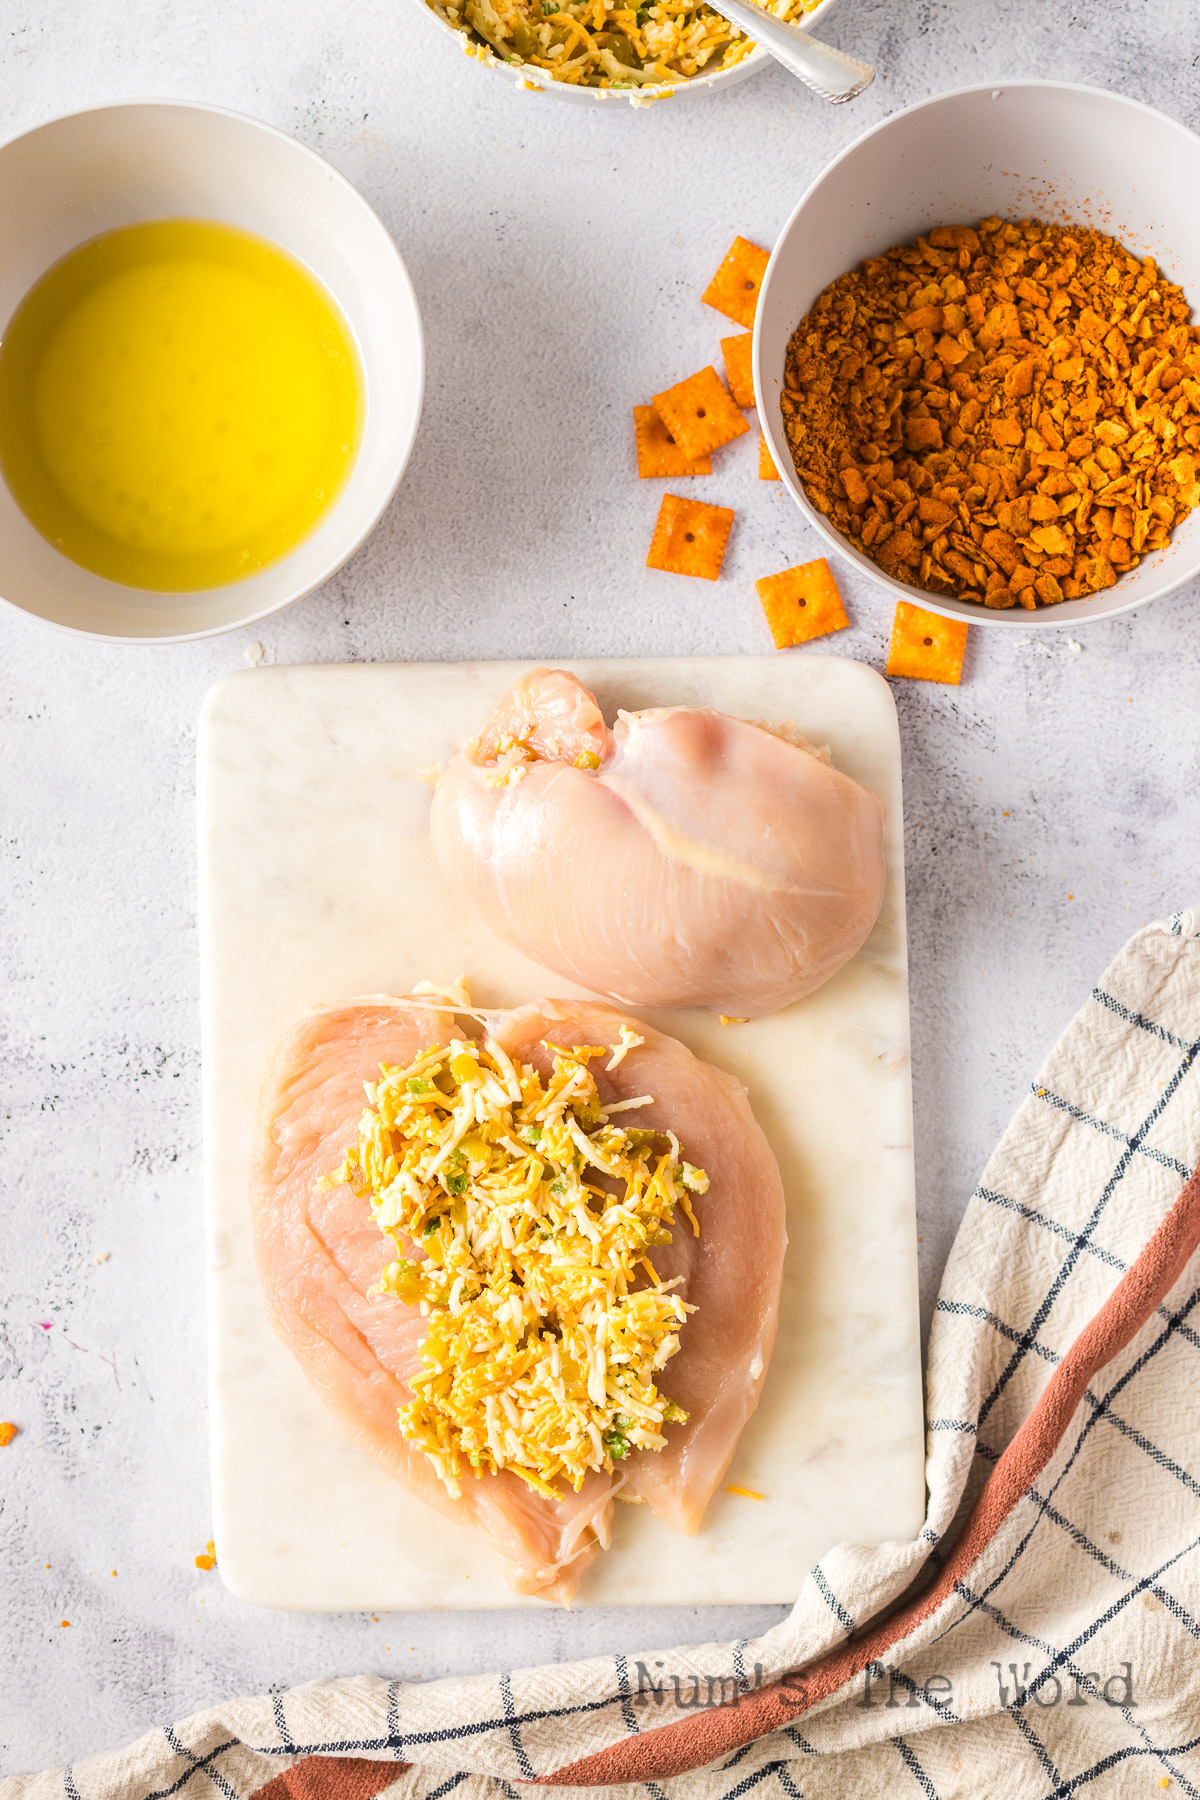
[713, 0, 875, 102]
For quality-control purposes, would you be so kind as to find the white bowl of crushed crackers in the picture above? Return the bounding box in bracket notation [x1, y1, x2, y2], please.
[415, 0, 835, 103]
[755, 82, 1200, 628]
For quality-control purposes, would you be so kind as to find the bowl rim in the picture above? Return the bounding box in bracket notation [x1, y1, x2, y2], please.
[0, 96, 426, 646]
[410, 0, 841, 104]
[753, 78, 1200, 630]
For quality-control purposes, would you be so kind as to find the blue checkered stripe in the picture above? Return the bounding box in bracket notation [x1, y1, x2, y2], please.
[46, 913, 1200, 1800]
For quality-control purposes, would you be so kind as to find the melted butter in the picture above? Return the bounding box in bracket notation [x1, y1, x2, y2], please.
[0, 219, 362, 590]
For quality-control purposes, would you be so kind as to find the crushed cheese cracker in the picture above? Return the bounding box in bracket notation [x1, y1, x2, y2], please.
[320, 1031, 708, 1500]
[653, 366, 749, 461]
[781, 216, 1200, 609]
[720, 333, 755, 409]
[755, 559, 848, 647]
[702, 236, 769, 330]
[886, 600, 968, 684]
[634, 404, 712, 479]
[758, 433, 781, 480]
[646, 493, 734, 579]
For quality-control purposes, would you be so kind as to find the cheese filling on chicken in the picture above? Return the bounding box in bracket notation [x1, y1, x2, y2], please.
[319, 1029, 709, 1502]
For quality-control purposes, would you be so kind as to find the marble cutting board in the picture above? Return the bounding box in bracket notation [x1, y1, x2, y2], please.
[199, 657, 926, 1610]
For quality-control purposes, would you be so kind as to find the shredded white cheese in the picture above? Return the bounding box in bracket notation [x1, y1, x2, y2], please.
[318, 1027, 708, 1500]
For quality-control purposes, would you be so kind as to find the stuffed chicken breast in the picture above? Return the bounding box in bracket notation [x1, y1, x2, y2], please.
[429, 668, 886, 1018]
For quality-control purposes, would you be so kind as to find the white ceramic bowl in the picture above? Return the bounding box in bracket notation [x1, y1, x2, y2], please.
[0, 102, 424, 643]
[755, 82, 1200, 628]
[413, 0, 839, 105]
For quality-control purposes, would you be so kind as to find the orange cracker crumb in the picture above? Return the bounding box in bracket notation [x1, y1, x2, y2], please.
[758, 433, 780, 480]
[702, 235, 770, 329]
[653, 366, 749, 461]
[720, 333, 754, 409]
[633, 405, 711, 479]
[0, 1421, 17, 1447]
[194, 1539, 217, 1571]
[646, 494, 734, 581]
[60, 1620, 70, 1628]
[886, 601, 968, 685]
[755, 559, 848, 648]
[725, 1485, 765, 1501]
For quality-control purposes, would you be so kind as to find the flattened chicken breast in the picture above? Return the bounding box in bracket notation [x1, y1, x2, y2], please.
[251, 995, 786, 1599]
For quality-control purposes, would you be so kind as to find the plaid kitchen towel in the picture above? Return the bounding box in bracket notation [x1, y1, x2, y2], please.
[9, 908, 1200, 1800]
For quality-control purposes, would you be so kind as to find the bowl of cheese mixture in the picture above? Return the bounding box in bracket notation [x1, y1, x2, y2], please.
[0, 102, 424, 641]
[416, 0, 834, 102]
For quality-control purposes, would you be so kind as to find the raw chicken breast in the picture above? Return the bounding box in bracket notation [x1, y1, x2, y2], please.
[430, 668, 886, 1018]
[250, 995, 786, 1598]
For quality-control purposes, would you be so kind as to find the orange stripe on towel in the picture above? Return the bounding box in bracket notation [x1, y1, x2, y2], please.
[252, 1757, 409, 1800]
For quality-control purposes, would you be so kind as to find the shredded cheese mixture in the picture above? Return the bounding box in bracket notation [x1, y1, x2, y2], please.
[319, 1027, 708, 1499]
[481, 727, 601, 789]
[431, 0, 820, 89]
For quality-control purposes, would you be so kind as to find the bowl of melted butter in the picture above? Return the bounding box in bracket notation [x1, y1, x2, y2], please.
[0, 104, 424, 640]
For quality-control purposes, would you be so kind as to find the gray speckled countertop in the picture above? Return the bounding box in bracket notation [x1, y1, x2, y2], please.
[2, 0, 1199, 1776]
